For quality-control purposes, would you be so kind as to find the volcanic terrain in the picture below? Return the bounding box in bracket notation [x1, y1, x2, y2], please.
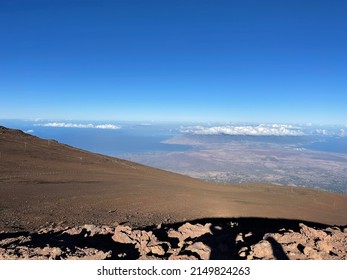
[0, 126, 346, 259]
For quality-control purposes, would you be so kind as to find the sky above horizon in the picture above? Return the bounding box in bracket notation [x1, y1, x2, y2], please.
[0, 0, 346, 125]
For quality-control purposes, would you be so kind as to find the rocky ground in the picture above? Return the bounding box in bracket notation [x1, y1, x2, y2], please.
[1, 218, 346, 260]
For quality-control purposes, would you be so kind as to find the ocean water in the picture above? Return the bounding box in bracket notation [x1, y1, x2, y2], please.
[35, 127, 192, 156]
[303, 137, 347, 154]
[1, 120, 191, 156]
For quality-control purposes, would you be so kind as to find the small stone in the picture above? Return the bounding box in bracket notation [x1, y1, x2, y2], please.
[248, 240, 273, 260]
[139, 255, 161, 260]
[117, 253, 127, 258]
[100, 226, 114, 235]
[112, 225, 134, 244]
[186, 242, 211, 260]
[112, 231, 134, 244]
[150, 245, 165, 256]
[235, 233, 243, 242]
[64, 227, 83, 235]
[83, 224, 101, 236]
[214, 225, 223, 231]
[35, 247, 62, 259]
[229, 221, 238, 228]
[238, 246, 248, 254]
[36, 247, 51, 256]
[168, 254, 198, 260]
[51, 247, 62, 259]
[238, 246, 248, 258]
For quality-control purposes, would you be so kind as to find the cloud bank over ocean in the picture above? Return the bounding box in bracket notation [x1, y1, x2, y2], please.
[180, 124, 304, 136]
[32, 122, 347, 136]
[180, 124, 347, 137]
[34, 122, 121, 130]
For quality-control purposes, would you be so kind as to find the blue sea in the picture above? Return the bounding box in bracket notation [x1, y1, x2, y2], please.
[0, 120, 191, 156]
[303, 138, 347, 154]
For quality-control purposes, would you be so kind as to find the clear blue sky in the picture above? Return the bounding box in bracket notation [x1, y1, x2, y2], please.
[0, 0, 346, 124]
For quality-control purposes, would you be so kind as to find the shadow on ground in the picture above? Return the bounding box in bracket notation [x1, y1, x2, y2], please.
[0, 217, 345, 260]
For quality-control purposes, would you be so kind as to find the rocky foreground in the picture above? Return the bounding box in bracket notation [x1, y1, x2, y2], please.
[1, 218, 346, 260]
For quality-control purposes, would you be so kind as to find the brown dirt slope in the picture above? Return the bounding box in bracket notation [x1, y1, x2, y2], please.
[0, 125, 346, 232]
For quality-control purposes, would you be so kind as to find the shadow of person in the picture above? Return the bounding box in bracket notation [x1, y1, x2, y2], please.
[265, 236, 289, 260]
[180, 217, 328, 260]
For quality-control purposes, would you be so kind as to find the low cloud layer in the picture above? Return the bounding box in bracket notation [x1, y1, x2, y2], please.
[180, 124, 347, 137]
[337, 129, 347, 137]
[180, 124, 305, 136]
[34, 122, 121, 130]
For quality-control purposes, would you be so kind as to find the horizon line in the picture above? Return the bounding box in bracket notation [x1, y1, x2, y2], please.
[1, 118, 347, 127]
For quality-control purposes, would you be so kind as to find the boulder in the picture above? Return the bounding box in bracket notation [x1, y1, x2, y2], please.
[168, 223, 212, 241]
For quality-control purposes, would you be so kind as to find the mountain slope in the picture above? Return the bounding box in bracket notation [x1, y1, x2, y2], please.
[0, 126, 346, 232]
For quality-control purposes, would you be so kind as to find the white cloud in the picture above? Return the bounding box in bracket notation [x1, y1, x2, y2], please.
[139, 123, 153, 126]
[38, 123, 94, 128]
[313, 128, 347, 136]
[180, 124, 305, 136]
[315, 129, 329, 135]
[34, 122, 121, 130]
[95, 124, 120, 129]
[338, 129, 347, 137]
[181, 124, 347, 137]
[24, 129, 34, 134]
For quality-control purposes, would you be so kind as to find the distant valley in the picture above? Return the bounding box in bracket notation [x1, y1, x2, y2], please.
[124, 132, 347, 194]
